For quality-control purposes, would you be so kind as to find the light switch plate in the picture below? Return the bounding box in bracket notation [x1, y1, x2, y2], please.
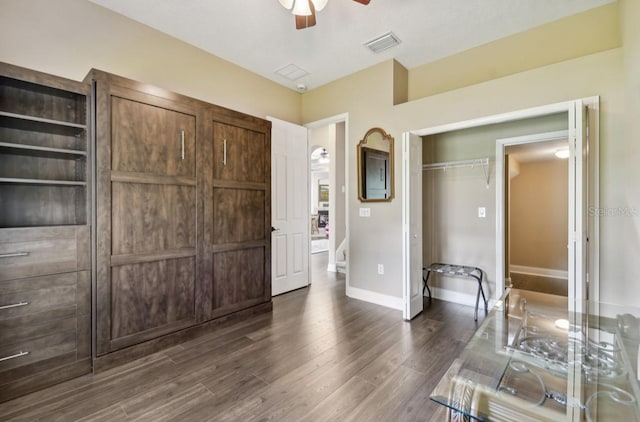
[478, 207, 486, 218]
[359, 208, 371, 217]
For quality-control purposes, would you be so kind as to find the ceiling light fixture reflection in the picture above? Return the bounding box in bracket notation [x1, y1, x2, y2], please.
[318, 148, 330, 164]
[555, 318, 570, 330]
[555, 149, 570, 159]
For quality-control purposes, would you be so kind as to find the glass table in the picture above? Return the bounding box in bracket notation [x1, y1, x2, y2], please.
[430, 289, 640, 421]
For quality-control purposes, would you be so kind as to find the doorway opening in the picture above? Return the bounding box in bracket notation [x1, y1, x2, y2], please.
[502, 131, 569, 296]
[310, 147, 330, 255]
[307, 121, 347, 277]
[269, 114, 349, 298]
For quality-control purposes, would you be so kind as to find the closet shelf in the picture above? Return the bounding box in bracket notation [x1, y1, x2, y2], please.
[0, 142, 86, 159]
[423, 157, 490, 188]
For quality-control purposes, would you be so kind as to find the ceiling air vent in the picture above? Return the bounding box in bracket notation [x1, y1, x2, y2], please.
[364, 31, 401, 54]
[275, 63, 309, 81]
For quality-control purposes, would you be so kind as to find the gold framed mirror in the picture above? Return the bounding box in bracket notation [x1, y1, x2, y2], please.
[357, 127, 394, 202]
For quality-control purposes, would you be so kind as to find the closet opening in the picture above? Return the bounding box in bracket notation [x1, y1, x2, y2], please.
[402, 98, 599, 320]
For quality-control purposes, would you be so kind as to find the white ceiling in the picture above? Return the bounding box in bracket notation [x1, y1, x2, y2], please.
[87, 0, 613, 91]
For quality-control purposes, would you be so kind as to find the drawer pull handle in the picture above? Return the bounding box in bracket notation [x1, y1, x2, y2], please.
[0, 301, 29, 310]
[0, 252, 29, 258]
[0, 351, 29, 363]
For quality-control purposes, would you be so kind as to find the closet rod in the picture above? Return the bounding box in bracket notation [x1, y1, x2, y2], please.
[422, 157, 490, 188]
[422, 157, 489, 171]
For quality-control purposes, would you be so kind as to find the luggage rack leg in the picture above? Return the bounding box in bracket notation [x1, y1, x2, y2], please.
[422, 268, 432, 299]
[471, 269, 488, 321]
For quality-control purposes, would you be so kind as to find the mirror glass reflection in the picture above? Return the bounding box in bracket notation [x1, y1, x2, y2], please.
[357, 128, 394, 202]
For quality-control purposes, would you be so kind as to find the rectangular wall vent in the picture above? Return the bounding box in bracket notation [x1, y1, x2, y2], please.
[364, 31, 401, 54]
[275, 63, 309, 81]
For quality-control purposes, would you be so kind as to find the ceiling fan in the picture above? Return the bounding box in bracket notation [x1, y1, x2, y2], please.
[278, 0, 371, 30]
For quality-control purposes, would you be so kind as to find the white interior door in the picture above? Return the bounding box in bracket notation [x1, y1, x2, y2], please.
[269, 117, 310, 296]
[402, 132, 423, 320]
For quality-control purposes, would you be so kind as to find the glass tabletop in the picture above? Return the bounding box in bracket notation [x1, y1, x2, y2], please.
[430, 289, 640, 421]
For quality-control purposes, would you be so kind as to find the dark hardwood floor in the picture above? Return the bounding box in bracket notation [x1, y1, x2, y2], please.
[0, 253, 484, 421]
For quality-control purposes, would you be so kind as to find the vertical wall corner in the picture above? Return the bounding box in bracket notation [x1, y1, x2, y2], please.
[393, 60, 408, 105]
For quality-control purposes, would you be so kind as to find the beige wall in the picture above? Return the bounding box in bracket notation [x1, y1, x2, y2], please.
[303, 47, 624, 303]
[408, 3, 620, 100]
[0, 0, 301, 123]
[303, 61, 402, 297]
[510, 159, 569, 271]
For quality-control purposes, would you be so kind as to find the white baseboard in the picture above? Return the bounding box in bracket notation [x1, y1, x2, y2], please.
[346, 285, 403, 311]
[510, 265, 568, 279]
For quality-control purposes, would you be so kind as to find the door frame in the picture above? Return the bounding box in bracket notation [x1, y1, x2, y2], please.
[402, 97, 599, 312]
[305, 113, 349, 285]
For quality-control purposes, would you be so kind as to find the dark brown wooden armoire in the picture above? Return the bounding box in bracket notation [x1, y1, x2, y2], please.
[0, 62, 272, 399]
[89, 71, 272, 368]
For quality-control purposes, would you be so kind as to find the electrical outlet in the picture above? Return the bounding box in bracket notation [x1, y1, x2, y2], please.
[478, 207, 486, 218]
[377, 264, 384, 275]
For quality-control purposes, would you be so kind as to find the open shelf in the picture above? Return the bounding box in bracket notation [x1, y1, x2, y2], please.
[0, 223, 86, 229]
[0, 142, 86, 159]
[0, 112, 86, 136]
[0, 177, 87, 186]
[0, 74, 87, 124]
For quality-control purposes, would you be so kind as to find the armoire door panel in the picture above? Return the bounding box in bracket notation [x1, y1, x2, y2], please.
[212, 188, 265, 244]
[111, 182, 196, 255]
[212, 122, 265, 183]
[110, 256, 196, 342]
[211, 247, 265, 311]
[111, 96, 196, 177]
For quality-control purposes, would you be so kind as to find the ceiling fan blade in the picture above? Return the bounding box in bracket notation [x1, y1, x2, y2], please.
[353, 0, 371, 4]
[295, 0, 316, 29]
[295, 12, 316, 29]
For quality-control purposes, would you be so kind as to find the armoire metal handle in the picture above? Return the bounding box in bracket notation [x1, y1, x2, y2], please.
[0, 301, 29, 311]
[223, 139, 227, 166]
[180, 130, 185, 160]
[0, 351, 29, 362]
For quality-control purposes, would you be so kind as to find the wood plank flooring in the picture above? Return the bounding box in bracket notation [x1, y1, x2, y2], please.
[0, 253, 484, 421]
